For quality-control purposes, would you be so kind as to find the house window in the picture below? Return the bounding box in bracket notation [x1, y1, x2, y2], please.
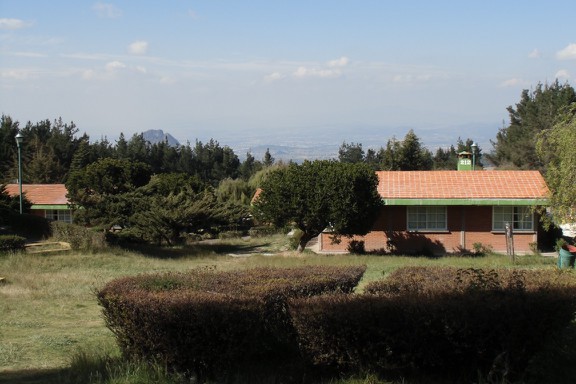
[492, 206, 533, 231]
[407, 206, 447, 231]
[45, 209, 72, 223]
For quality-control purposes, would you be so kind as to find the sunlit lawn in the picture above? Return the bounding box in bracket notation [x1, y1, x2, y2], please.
[0, 235, 559, 383]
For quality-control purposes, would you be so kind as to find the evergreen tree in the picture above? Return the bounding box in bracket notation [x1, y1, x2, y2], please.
[338, 141, 365, 163]
[489, 80, 576, 170]
[263, 148, 275, 167]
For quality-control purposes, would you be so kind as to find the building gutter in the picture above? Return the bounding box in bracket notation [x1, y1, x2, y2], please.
[383, 198, 548, 206]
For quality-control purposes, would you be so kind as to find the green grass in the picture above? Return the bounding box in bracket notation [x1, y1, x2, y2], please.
[0, 235, 562, 383]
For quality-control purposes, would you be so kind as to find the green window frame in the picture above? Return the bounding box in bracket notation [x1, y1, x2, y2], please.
[407, 206, 447, 231]
[492, 206, 533, 231]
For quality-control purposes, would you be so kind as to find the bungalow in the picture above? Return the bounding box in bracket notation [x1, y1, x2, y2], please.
[319, 170, 550, 255]
[5, 184, 73, 223]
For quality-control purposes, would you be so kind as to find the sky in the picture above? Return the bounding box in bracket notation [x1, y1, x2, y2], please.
[1, 1, 576, 153]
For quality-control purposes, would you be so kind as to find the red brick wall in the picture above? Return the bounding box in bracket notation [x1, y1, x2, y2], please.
[319, 205, 539, 254]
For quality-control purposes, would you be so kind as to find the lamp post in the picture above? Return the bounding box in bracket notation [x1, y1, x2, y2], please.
[471, 142, 478, 171]
[15, 132, 24, 214]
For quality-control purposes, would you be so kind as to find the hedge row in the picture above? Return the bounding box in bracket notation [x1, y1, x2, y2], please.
[0, 235, 26, 252]
[97, 265, 366, 378]
[98, 266, 576, 382]
[291, 267, 576, 382]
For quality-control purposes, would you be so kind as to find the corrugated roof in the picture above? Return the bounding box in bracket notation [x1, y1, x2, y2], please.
[5, 184, 69, 205]
[376, 171, 549, 200]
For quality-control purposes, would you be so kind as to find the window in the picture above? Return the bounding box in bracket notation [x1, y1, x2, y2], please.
[407, 206, 447, 231]
[492, 206, 533, 231]
[45, 209, 72, 223]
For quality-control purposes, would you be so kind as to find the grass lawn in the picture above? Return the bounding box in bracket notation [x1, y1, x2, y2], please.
[0, 235, 563, 383]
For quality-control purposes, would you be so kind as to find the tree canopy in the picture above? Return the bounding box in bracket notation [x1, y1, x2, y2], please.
[537, 104, 576, 224]
[490, 81, 576, 170]
[253, 160, 382, 251]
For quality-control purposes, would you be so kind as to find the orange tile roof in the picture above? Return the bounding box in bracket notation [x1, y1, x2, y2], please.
[376, 171, 549, 200]
[5, 184, 69, 205]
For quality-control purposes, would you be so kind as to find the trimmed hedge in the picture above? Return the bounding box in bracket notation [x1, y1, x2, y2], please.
[289, 267, 576, 382]
[97, 265, 366, 379]
[0, 235, 26, 253]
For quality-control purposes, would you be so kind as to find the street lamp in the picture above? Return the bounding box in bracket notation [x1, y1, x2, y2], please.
[15, 132, 24, 214]
[471, 142, 478, 171]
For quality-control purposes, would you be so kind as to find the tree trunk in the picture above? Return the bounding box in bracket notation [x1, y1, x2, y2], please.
[297, 232, 313, 253]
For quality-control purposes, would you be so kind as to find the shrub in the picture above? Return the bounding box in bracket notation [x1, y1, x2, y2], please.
[290, 267, 576, 382]
[51, 221, 106, 251]
[218, 230, 244, 239]
[6, 212, 51, 239]
[0, 235, 26, 253]
[97, 265, 366, 380]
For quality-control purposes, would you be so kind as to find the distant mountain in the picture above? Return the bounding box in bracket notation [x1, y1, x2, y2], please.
[142, 129, 180, 147]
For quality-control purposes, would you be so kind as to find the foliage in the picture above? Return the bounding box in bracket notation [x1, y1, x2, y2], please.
[130, 188, 248, 245]
[339, 141, 365, 163]
[537, 104, 576, 224]
[254, 160, 382, 251]
[66, 158, 152, 226]
[50, 221, 106, 251]
[490, 80, 576, 170]
[0, 234, 26, 252]
[1, 209, 51, 238]
[291, 267, 576, 382]
[0, 184, 32, 213]
[96, 265, 366, 380]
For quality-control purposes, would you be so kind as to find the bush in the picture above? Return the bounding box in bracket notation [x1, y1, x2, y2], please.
[218, 230, 244, 239]
[0, 235, 26, 253]
[97, 265, 366, 380]
[290, 267, 576, 382]
[5, 211, 51, 239]
[51, 221, 106, 251]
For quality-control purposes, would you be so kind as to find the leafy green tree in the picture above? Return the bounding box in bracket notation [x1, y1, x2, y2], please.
[263, 148, 275, 167]
[0, 184, 32, 213]
[338, 141, 365, 163]
[254, 160, 382, 252]
[537, 104, 576, 224]
[66, 158, 152, 226]
[0, 115, 20, 183]
[216, 178, 254, 206]
[133, 189, 245, 245]
[396, 129, 433, 170]
[116, 133, 128, 159]
[377, 137, 401, 170]
[489, 80, 576, 170]
[193, 139, 240, 185]
[239, 152, 262, 181]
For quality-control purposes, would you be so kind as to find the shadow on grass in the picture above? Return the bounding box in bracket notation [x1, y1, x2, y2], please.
[116, 240, 273, 259]
[0, 368, 65, 384]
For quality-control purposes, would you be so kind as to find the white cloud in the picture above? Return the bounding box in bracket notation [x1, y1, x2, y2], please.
[557, 43, 576, 60]
[392, 74, 433, 83]
[327, 56, 349, 67]
[0, 18, 32, 30]
[92, 2, 122, 18]
[1, 68, 38, 80]
[188, 9, 199, 19]
[293, 66, 342, 78]
[128, 40, 148, 55]
[500, 78, 529, 87]
[528, 48, 541, 59]
[555, 69, 571, 80]
[264, 72, 286, 82]
[105, 60, 126, 71]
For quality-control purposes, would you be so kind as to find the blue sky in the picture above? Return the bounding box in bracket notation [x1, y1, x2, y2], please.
[1, 1, 576, 151]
